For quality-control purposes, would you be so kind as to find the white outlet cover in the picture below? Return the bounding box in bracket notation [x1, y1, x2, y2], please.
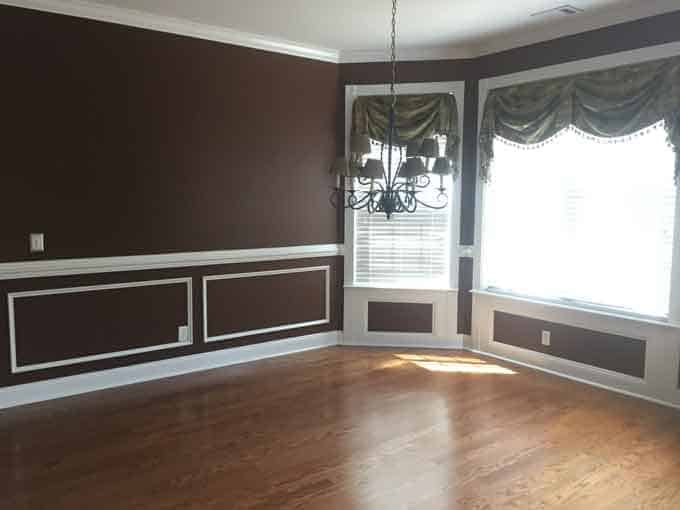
[541, 330, 551, 346]
[178, 325, 190, 343]
[29, 233, 45, 253]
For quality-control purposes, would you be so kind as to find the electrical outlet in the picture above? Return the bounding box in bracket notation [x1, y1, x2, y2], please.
[30, 233, 45, 253]
[541, 330, 551, 347]
[178, 325, 190, 343]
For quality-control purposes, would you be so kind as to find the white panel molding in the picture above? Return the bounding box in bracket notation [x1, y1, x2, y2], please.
[0, 331, 340, 409]
[0, 0, 339, 63]
[203, 266, 331, 343]
[342, 287, 462, 349]
[8, 278, 193, 373]
[0, 243, 343, 281]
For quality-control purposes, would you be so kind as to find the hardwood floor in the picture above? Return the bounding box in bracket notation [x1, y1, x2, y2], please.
[2, 347, 680, 509]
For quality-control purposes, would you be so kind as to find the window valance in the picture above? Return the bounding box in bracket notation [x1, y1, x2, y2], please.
[479, 55, 680, 183]
[352, 93, 460, 169]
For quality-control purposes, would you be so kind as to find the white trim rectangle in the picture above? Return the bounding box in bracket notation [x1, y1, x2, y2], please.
[203, 266, 331, 343]
[8, 278, 194, 374]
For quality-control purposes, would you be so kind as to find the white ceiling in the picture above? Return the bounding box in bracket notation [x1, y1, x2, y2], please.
[17, 0, 680, 61]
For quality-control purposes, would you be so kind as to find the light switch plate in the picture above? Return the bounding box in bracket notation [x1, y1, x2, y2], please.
[30, 233, 45, 253]
[178, 325, 190, 343]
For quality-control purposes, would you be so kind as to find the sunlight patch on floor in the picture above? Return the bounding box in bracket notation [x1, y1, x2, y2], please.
[394, 354, 517, 375]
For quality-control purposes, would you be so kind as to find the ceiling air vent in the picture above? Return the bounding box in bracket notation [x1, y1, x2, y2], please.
[531, 5, 584, 17]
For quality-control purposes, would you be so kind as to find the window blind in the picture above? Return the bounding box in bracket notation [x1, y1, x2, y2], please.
[482, 124, 677, 318]
[353, 139, 452, 288]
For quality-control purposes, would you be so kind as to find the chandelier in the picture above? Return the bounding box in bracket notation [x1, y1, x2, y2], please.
[331, 0, 457, 220]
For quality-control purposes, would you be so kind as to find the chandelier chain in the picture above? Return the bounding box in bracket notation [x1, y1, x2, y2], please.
[334, 0, 451, 219]
[390, 0, 397, 107]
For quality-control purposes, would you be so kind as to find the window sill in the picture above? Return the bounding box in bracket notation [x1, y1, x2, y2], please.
[345, 284, 458, 292]
[470, 289, 680, 330]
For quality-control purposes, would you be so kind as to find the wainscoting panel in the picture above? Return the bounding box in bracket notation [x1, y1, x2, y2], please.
[204, 266, 330, 343]
[9, 279, 192, 373]
[367, 302, 434, 333]
[471, 291, 680, 408]
[343, 287, 461, 348]
[0, 255, 341, 392]
[493, 311, 646, 378]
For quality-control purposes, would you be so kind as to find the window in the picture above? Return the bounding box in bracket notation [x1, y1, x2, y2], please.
[481, 123, 677, 318]
[353, 137, 453, 288]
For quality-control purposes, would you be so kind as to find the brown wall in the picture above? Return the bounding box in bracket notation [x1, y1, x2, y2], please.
[0, 5, 340, 263]
[3, 5, 680, 390]
[367, 302, 434, 333]
[493, 311, 646, 378]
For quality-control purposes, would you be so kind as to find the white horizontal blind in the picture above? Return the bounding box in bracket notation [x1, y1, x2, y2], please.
[482, 123, 677, 318]
[353, 138, 452, 288]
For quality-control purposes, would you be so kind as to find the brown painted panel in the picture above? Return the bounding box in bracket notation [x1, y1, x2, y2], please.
[0, 5, 339, 263]
[457, 257, 474, 335]
[493, 311, 646, 378]
[367, 302, 433, 333]
[12, 282, 188, 368]
[206, 270, 327, 338]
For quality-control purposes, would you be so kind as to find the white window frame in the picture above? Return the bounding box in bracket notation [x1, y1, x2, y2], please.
[344, 81, 465, 291]
[474, 41, 680, 326]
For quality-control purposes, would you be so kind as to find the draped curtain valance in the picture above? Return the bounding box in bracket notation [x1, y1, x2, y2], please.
[479, 55, 680, 183]
[352, 93, 460, 169]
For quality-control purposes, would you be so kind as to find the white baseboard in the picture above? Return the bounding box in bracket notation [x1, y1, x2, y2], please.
[0, 331, 340, 409]
[342, 336, 464, 350]
[465, 348, 680, 411]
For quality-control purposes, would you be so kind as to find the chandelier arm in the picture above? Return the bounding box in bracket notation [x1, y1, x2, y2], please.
[413, 174, 431, 189]
[397, 190, 418, 213]
[346, 190, 372, 208]
[414, 195, 449, 210]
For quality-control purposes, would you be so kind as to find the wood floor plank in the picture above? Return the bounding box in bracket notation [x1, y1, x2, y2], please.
[2, 347, 679, 509]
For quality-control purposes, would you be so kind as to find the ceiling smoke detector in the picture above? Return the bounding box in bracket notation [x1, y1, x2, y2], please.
[531, 5, 584, 17]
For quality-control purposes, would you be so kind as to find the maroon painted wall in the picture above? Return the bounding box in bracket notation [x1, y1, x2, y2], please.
[367, 302, 434, 333]
[493, 311, 646, 378]
[0, 5, 340, 263]
[2, 5, 680, 390]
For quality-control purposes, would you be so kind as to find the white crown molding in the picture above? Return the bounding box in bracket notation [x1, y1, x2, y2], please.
[0, 330, 340, 409]
[473, 0, 680, 58]
[339, 46, 475, 64]
[0, 243, 344, 280]
[0, 0, 340, 63]
[2, 1, 679, 64]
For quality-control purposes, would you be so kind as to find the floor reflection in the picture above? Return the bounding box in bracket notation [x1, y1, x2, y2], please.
[395, 354, 517, 375]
